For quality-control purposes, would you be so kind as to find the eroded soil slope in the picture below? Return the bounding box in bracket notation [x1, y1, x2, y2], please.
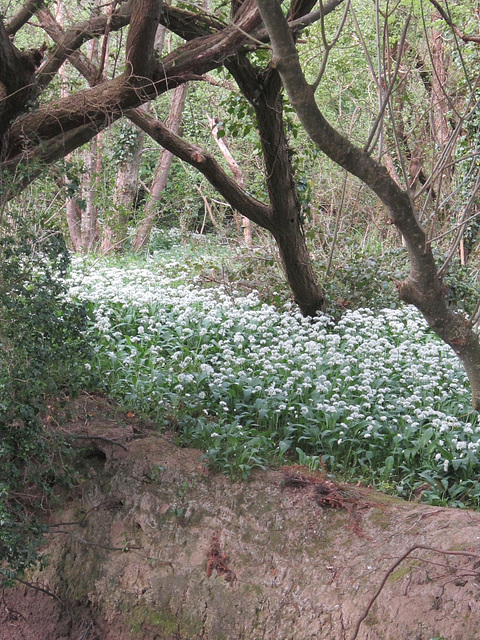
[2, 394, 480, 640]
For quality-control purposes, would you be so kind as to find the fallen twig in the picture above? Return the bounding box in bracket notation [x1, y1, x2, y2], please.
[350, 545, 480, 640]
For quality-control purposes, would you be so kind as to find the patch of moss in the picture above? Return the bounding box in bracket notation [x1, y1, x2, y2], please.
[55, 544, 102, 603]
[388, 561, 418, 583]
[128, 600, 203, 637]
[129, 602, 179, 636]
[368, 509, 392, 531]
[243, 583, 263, 596]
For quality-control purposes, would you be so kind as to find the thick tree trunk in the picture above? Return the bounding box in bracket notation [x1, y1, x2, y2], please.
[226, 54, 325, 315]
[255, 0, 480, 409]
[274, 227, 326, 316]
[133, 84, 188, 251]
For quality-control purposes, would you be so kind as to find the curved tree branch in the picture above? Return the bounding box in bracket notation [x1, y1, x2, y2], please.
[255, 0, 480, 408]
[127, 108, 274, 231]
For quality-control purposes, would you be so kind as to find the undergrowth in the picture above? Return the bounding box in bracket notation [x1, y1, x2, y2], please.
[69, 232, 480, 509]
[0, 224, 92, 584]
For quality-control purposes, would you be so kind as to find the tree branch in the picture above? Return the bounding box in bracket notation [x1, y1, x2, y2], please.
[350, 544, 480, 640]
[127, 108, 274, 231]
[36, 8, 98, 86]
[6, 0, 45, 35]
[427, 0, 480, 45]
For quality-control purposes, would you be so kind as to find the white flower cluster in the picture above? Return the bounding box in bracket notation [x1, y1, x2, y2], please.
[68, 255, 479, 485]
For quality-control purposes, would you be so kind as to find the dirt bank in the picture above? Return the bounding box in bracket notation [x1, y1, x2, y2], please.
[2, 394, 480, 640]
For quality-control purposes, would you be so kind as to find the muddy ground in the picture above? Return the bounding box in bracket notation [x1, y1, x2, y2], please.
[2, 393, 480, 640]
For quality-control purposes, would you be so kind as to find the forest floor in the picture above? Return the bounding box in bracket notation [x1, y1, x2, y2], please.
[2, 393, 480, 640]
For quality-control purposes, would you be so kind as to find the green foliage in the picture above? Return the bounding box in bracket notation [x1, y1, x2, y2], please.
[70, 244, 480, 508]
[112, 122, 143, 165]
[0, 223, 92, 584]
[442, 259, 480, 315]
[220, 93, 258, 141]
[321, 249, 408, 317]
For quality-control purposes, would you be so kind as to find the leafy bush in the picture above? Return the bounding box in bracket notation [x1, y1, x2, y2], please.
[0, 225, 92, 584]
[319, 248, 408, 317]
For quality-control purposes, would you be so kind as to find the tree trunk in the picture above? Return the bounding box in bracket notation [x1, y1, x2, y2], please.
[66, 197, 83, 251]
[226, 54, 325, 315]
[81, 136, 99, 251]
[133, 83, 188, 251]
[103, 122, 146, 253]
[255, 0, 480, 409]
[56, 0, 86, 252]
[207, 115, 252, 245]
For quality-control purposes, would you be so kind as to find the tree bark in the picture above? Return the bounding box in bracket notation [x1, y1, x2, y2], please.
[133, 84, 188, 251]
[6, 0, 44, 35]
[255, 0, 480, 409]
[81, 136, 99, 251]
[0, 19, 43, 142]
[103, 123, 146, 253]
[66, 197, 83, 251]
[35, 1, 133, 89]
[226, 53, 324, 315]
[207, 115, 252, 245]
[36, 7, 99, 86]
[125, 0, 161, 81]
[1, 1, 262, 196]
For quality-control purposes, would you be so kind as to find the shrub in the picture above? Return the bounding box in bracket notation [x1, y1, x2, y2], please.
[0, 224, 92, 584]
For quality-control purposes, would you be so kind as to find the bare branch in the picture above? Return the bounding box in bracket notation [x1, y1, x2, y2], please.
[6, 0, 45, 35]
[350, 544, 480, 640]
[364, 14, 411, 154]
[427, 0, 480, 44]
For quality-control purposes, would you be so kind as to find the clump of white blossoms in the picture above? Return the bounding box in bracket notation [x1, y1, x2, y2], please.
[68, 252, 480, 504]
